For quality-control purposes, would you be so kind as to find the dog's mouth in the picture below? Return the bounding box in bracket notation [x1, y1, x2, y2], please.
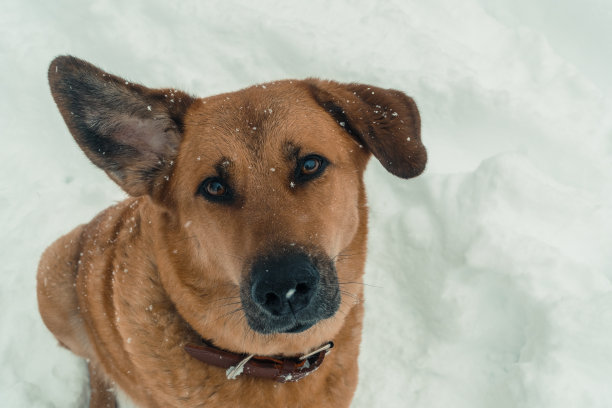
[268, 317, 319, 334]
[240, 247, 340, 335]
[284, 321, 314, 333]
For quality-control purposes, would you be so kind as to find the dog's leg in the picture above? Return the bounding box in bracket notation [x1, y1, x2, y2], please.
[38, 226, 119, 406]
[37, 225, 91, 358]
[88, 362, 117, 408]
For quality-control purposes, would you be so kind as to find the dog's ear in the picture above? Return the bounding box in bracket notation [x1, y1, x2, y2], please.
[48, 56, 194, 197]
[306, 79, 426, 179]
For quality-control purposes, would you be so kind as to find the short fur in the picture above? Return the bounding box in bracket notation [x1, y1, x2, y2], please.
[38, 56, 426, 408]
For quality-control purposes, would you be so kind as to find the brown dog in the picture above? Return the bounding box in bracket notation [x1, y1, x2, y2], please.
[37, 56, 426, 407]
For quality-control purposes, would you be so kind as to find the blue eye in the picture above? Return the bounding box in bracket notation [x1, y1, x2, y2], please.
[296, 155, 328, 182]
[301, 158, 321, 175]
[206, 180, 227, 196]
[199, 177, 232, 202]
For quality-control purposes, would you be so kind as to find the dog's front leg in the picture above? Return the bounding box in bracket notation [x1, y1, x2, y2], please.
[88, 362, 117, 408]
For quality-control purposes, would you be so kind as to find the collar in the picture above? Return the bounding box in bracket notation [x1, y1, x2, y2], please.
[184, 340, 334, 383]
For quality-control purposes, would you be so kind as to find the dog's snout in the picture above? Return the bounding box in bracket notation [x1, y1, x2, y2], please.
[251, 254, 320, 317]
[243, 248, 340, 334]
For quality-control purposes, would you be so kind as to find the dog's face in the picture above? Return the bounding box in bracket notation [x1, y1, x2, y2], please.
[48, 56, 426, 355]
[174, 89, 364, 335]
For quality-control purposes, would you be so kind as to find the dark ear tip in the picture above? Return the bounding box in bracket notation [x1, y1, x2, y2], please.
[49, 55, 76, 66]
[48, 56, 74, 91]
[48, 56, 98, 88]
[49, 55, 76, 78]
[386, 146, 427, 179]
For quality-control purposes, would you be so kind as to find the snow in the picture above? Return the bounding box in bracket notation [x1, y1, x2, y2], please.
[225, 364, 245, 380]
[286, 288, 296, 299]
[226, 355, 254, 380]
[1, 0, 611, 407]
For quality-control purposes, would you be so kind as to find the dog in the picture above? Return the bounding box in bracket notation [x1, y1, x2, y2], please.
[37, 55, 426, 407]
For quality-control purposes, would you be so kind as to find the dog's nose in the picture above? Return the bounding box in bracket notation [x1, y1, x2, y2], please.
[250, 253, 319, 316]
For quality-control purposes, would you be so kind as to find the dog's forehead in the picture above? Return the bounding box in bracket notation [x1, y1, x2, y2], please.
[182, 81, 345, 161]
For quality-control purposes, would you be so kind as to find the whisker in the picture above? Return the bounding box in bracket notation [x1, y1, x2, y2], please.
[333, 304, 348, 317]
[213, 307, 244, 324]
[230, 313, 247, 331]
[218, 301, 243, 308]
[332, 251, 366, 261]
[198, 295, 241, 307]
[339, 290, 358, 300]
[335, 254, 365, 259]
[217, 302, 242, 307]
[207, 295, 241, 303]
[338, 280, 381, 288]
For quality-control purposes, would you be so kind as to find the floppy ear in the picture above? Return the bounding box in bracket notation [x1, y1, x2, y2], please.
[306, 79, 426, 179]
[48, 55, 194, 197]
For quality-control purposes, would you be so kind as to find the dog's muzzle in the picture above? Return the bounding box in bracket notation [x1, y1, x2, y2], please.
[241, 248, 340, 334]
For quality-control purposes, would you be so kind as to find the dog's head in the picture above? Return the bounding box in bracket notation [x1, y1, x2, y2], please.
[48, 56, 426, 355]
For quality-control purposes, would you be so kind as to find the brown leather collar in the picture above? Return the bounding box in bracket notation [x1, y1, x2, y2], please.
[184, 340, 334, 383]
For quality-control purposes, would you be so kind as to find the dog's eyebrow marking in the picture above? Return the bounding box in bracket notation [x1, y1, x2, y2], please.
[214, 157, 233, 179]
[282, 141, 301, 163]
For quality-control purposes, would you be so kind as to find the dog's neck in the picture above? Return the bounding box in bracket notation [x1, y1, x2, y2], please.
[184, 339, 334, 383]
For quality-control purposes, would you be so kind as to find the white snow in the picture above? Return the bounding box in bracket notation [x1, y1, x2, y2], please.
[1, 0, 611, 407]
[286, 288, 296, 299]
[225, 364, 245, 380]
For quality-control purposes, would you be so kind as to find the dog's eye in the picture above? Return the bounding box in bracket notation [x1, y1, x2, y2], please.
[302, 158, 321, 175]
[296, 155, 328, 182]
[198, 178, 232, 202]
[206, 180, 226, 196]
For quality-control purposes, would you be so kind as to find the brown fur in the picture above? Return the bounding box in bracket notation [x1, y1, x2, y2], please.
[37, 56, 426, 407]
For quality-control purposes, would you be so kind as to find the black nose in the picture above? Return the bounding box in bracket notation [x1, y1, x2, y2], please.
[250, 253, 320, 316]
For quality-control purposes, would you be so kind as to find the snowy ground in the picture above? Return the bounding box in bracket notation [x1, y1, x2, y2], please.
[1, 1, 611, 407]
